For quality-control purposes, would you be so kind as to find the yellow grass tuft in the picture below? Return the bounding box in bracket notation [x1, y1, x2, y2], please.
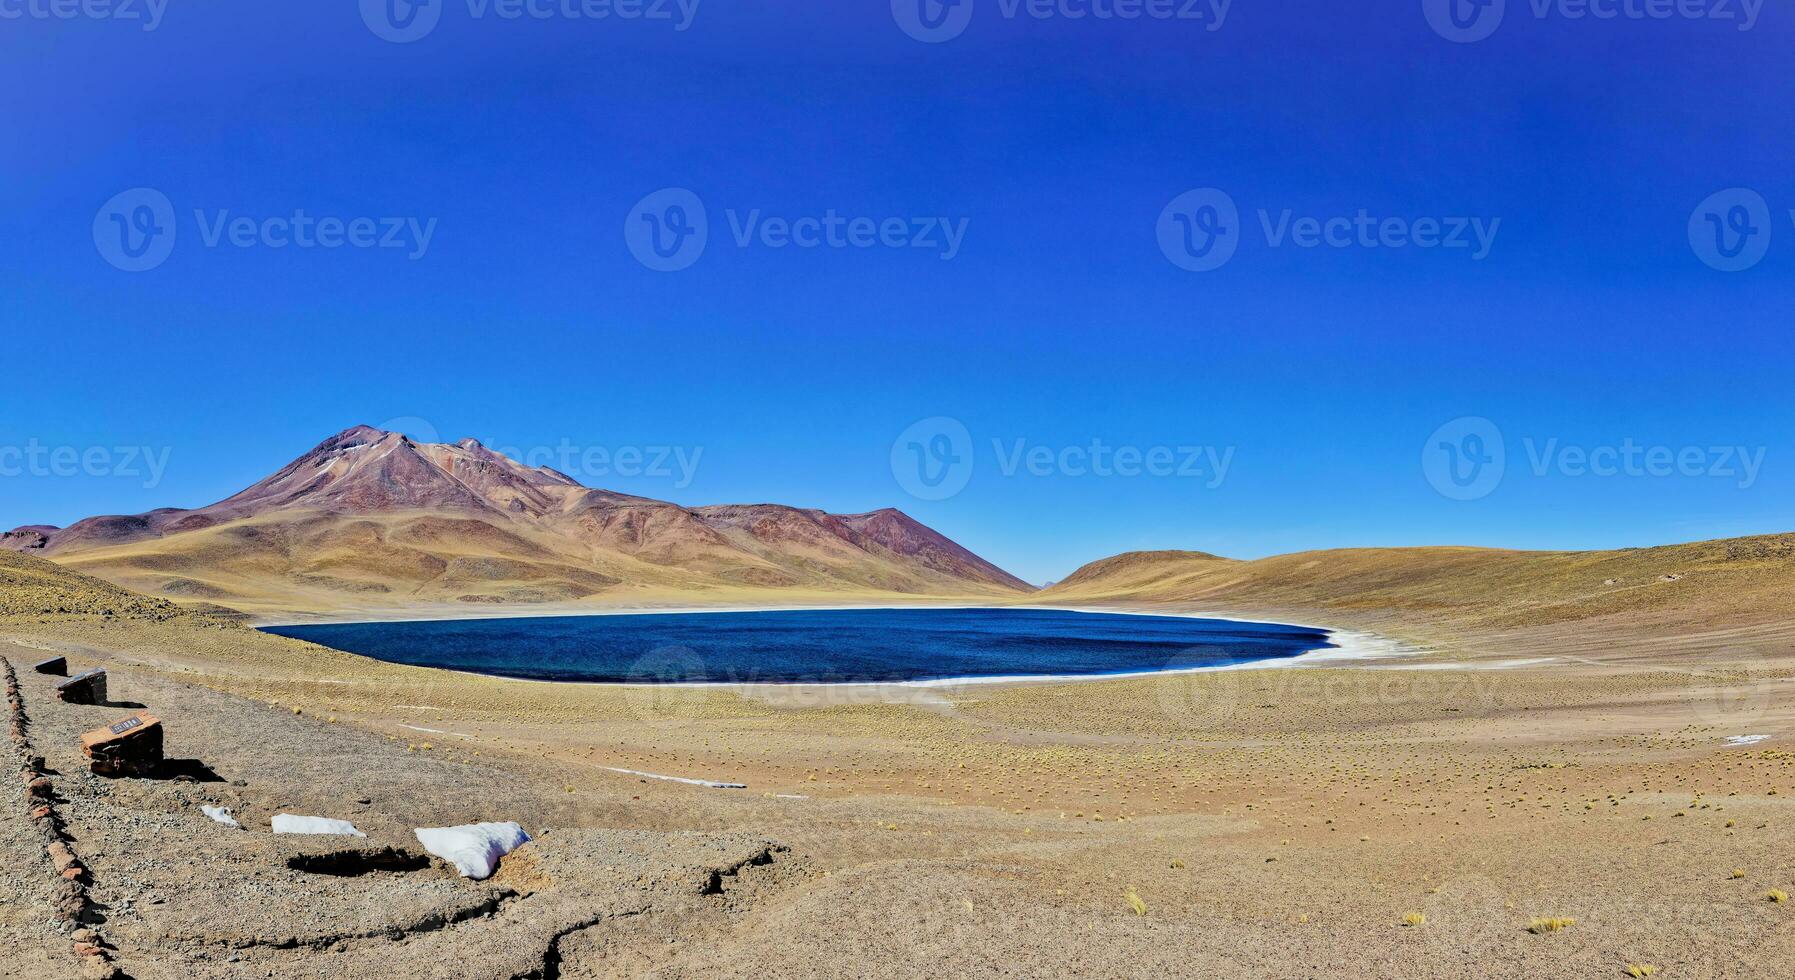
[1769, 889, 1790, 904]
[1401, 912, 1426, 927]
[1124, 887, 1147, 917]
[1528, 916, 1576, 934]
[1731, 869, 1746, 879]
[1626, 965, 1658, 978]
[1170, 858, 1186, 869]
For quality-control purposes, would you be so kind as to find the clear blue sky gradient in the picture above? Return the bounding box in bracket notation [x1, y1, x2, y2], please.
[3, 2, 1792, 584]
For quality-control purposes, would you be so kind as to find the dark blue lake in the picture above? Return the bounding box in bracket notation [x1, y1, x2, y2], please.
[261, 607, 1334, 685]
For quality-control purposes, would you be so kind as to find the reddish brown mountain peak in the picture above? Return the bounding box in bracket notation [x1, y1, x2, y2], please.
[16, 427, 1033, 603]
[535, 466, 584, 488]
[325, 424, 388, 445]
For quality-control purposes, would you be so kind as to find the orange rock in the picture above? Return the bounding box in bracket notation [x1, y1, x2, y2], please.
[80, 713, 162, 777]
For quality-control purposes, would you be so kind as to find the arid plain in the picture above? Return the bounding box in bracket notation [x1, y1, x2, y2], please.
[3, 430, 1794, 978]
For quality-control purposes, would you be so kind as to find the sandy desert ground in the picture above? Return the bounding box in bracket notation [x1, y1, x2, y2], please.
[3, 548, 1795, 978]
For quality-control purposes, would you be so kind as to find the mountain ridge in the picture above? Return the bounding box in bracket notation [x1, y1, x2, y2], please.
[5, 425, 1032, 618]
[1038, 536, 1795, 641]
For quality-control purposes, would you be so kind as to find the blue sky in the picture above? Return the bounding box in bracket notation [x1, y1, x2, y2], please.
[2, 1, 1791, 584]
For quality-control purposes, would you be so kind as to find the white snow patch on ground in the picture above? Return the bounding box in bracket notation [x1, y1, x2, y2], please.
[1726, 734, 1770, 747]
[200, 805, 240, 828]
[271, 814, 366, 837]
[414, 822, 530, 879]
[402, 723, 473, 738]
[1376, 657, 1557, 671]
[603, 766, 746, 789]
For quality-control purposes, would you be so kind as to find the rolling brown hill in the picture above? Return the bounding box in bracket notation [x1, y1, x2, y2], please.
[0, 549, 185, 620]
[4, 426, 1031, 619]
[1039, 536, 1795, 658]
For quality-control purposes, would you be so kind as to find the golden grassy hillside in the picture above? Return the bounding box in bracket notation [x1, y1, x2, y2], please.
[50, 508, 1026, 622]
[0, 550, 184, 620]
[1039, 534, 1795, 656]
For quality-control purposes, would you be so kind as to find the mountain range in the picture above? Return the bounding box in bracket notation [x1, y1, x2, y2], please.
[3, 426, 1031, 619]
[11, 425, 1795, 650]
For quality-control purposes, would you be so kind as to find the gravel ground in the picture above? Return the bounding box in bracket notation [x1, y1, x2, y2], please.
[2, 647, 792, 979]
[4, 613, 1795, 979]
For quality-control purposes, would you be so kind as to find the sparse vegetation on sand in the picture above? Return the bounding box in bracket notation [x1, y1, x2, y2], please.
[1124, 887, 1148, 916]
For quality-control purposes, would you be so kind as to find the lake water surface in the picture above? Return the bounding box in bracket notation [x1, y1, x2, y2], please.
[261, 607, 1335, 685]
